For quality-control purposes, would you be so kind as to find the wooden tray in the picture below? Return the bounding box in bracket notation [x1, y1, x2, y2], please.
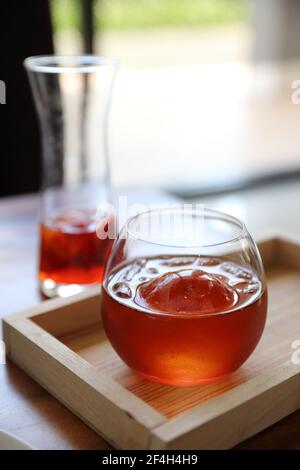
[2, 235, 300, 450]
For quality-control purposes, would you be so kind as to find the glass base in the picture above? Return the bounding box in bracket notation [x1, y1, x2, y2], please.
[39, 278, 97, 298]
[137, 370, 232, 387]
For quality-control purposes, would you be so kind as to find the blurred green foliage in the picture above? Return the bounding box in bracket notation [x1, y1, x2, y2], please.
[51, 0, 248, 31]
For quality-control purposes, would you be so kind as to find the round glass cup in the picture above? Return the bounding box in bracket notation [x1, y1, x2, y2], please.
[101, 207, 268, 386]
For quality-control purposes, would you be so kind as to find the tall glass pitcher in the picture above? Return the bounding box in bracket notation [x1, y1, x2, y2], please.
[25, 55, 117, 298]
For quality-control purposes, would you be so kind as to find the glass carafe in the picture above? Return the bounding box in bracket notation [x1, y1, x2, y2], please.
[25, 55, 117, 298]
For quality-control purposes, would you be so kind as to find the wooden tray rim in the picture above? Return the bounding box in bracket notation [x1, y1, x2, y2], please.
[3, 232, 300, 449]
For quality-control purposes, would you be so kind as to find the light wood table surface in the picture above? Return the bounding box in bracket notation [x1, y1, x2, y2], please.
[0, 190, 300, 450]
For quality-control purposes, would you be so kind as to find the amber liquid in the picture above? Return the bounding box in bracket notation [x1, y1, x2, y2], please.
[102, 256, 268, 386]
[39, 209, 113, 286]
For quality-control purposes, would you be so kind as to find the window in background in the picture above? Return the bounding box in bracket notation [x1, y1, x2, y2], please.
[50, 1, 300, 197]
[51, 0, 252, 66]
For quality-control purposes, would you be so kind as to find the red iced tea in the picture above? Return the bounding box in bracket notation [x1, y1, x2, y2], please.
[39, 209, 113, 286]
[102, 255, 267, 386]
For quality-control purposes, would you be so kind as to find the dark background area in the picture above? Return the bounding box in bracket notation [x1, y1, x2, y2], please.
[0, 2, 53, 196]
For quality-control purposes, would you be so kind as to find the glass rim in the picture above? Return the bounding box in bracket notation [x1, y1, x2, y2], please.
[24, 54, 118, 73]
[125, 206, 248, 248]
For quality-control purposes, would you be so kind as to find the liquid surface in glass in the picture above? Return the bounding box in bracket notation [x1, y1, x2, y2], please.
[102, 255, 267, 386]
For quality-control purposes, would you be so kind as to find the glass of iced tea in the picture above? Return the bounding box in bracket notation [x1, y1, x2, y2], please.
[101, 207, 268, 386]
[24, 56, 117, 297]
